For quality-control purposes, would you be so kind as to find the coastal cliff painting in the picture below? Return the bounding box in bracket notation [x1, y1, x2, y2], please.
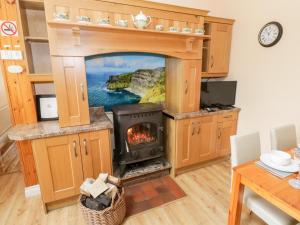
[86, 53, 165, 111]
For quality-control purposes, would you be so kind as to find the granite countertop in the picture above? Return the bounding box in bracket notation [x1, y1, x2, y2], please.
[163, 107, 241, 120]
[8, 110, 113, 141]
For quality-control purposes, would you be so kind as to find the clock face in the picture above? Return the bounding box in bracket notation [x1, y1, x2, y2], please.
[258, 22, 283, 47]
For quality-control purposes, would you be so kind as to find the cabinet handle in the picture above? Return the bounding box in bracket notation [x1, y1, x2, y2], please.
[73, 141, 78, 157]
[83, 139, 88, 155]
[210, 55, 214, 68]
[218, 130, 222, 139]
[185, 80, 188, 94]
[192, 123, 195, 136]
[224, 116, 233, 119]
[80, 83, 85, 101]
[197, 123, 201, 134]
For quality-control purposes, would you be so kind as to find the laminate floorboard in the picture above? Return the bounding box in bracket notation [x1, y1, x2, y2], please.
[0, 160, 266, 225]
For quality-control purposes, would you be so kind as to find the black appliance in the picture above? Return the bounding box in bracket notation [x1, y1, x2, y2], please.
[201, 81, 237, 108]
[112, 103, 164, 176]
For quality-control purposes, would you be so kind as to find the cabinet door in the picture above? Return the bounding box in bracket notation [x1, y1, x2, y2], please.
[52, 57, 90, 127]
[32, 135, 84, 203]
[217, 120, 237, 157]
[166, 59, 201, 113]
[196, 116, 218, 162]
[208, 23, 233, 74]
[176, 119, 199, 168]
[79, 130, 112, 179]
[181, 60, 202, 112]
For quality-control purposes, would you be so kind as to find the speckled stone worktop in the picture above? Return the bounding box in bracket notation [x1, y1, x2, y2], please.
[163, 107, 241, 120]
[8, 111, 113, 141]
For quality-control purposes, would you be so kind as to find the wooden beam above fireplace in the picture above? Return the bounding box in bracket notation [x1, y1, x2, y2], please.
[47, 20, 209, 59]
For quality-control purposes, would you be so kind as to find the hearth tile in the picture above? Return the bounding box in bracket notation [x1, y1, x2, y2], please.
[155, 186, 168, 194]
[151, 178, 163, 188]
[161, 192, 174, 203]
[127, 200, 152, 215]
[132, 191, 145, 203]
[141, 183, 158, 199]
[124, 176, 186, 217]
[161, 176, 186, 198]
[149, 195, 165, 207]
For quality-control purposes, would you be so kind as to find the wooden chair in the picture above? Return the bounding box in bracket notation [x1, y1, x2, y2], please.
[270, 124, 298, 150]
[230, 132, 299, 225]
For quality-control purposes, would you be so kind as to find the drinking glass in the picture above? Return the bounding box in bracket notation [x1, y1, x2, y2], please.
[288, 148, 300, 189]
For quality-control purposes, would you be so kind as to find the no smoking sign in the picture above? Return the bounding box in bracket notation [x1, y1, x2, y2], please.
[0, 20, 18, 37]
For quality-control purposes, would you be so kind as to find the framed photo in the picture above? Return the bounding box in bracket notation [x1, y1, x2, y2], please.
[36, 95, 58, 121]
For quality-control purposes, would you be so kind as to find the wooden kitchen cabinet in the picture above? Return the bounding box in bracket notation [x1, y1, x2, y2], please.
[202, 17, 234, 77]
[31, 130, 112, 209]
[174, 115, 217, 169]
[32, 135, 83, 203]
[52, 57, 90, 127]
[166, 59, 202, 113]
[165, 110, 239, 176]
[176, 119, 199, 168]
[79, 130, 112, 179]
[197, 116, 218, 162]
[216, 112, 238, 157]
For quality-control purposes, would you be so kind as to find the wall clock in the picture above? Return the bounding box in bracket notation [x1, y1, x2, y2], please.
[258, 22, 283, 47]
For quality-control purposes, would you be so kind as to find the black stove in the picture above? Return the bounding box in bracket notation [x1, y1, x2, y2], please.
[112, 103, 164, 176]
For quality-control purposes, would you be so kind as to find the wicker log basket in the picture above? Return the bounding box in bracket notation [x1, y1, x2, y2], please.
[80, 188, 126, 225]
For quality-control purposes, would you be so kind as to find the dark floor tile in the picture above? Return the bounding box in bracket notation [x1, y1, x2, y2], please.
[131, 190, 145, 203]
[125, 176, 186, 217]
[155, 186, 168, 194]
[149, 195, 165, 207]
[141, 183, 158, 200]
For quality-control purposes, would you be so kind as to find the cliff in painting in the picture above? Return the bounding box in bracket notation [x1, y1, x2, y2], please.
[86, 53, 165, 111]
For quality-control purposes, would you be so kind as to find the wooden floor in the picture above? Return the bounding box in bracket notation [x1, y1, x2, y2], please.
[0, 142, 20, 176]
[0, 160, 266, 225]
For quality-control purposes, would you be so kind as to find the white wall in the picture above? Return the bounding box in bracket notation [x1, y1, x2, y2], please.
[151, 0, 300, 151]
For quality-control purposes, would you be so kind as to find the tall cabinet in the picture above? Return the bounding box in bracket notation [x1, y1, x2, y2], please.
[166, 59, 202, 113]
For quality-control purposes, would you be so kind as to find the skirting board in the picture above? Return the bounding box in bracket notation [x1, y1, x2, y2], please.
[25, 184, 41, 198]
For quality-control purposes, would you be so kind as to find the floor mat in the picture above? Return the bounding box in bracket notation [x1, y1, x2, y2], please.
[125, 176, 186, 216]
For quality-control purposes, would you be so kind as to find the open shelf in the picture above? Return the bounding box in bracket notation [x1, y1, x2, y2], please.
[20, 2, 52, 74]
[48, 20, 211, 40]
[24, 36, 49, 43]
[28, 74, 53, 83]
[20, 0, 44, 10]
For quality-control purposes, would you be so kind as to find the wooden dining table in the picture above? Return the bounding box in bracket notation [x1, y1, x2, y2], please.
[228, 160, 300, 225]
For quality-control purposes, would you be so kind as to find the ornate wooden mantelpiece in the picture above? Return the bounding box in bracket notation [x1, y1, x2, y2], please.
[44, 0, 210, 59]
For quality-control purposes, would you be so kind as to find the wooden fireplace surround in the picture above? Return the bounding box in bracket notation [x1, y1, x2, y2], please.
[44, 0, 210, 127]
[1, 0, 236, 188]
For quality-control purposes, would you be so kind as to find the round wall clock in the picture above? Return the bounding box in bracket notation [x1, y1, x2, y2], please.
[258, 22, 283, 47]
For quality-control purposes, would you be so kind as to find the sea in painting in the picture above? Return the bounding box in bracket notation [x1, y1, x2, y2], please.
[85, 53, 166, 111]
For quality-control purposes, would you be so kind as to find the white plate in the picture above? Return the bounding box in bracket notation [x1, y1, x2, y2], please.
[260, 153, 300, 173]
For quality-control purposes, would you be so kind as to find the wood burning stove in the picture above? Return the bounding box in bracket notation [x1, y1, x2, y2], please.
[112, 103, 164, 176]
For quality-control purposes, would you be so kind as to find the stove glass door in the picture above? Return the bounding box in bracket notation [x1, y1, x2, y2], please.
[127, 123, 157, 146]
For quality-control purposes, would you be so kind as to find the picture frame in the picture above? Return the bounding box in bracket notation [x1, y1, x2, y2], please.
[36, 95, 59, 121]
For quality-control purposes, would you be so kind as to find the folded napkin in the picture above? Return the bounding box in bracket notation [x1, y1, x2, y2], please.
[255, 161, 294, 179]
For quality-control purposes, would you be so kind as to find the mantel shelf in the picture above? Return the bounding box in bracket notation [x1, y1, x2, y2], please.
[48, 21, 211, 40]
